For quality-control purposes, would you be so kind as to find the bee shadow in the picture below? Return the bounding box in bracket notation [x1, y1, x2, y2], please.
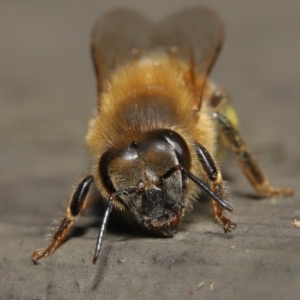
[232, 190, 263, 200]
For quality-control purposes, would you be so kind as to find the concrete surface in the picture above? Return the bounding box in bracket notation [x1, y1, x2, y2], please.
[1, 1, 300, 299]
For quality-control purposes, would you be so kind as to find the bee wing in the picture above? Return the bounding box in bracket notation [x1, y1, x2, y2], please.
[91, 7, 223, 96]
[150, 7, 224, 76]
[91, 8, 152, 93]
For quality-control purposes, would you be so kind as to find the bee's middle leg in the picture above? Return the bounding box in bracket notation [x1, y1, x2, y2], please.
[195, 143, 236, 233]
[212, 111, 293, 198]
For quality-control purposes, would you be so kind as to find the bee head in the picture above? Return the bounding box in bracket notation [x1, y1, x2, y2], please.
[99, 129, 191, 236]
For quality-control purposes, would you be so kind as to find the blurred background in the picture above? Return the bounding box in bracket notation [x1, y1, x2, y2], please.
[0, 1, 299, 299]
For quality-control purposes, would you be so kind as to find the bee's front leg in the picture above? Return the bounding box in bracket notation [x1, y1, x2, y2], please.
[32, 174, 94, 264]
[194, 143, 237, 233]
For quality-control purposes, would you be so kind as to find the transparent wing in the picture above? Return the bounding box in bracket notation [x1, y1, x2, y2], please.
[91, 8, 151, 93]
[150, 7, 224, 75]
[91, 7, 223, 93]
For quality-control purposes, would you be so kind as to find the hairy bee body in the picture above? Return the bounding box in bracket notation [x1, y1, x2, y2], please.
[87, 55, 218, 214]
[31, 7, 292, 265]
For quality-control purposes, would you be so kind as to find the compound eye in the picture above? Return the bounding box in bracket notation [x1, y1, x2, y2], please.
[160, 130, 191, 170]
[99, 150, 115, 193]
[152, 175, 162, 186]
[136, 181, 145, 194]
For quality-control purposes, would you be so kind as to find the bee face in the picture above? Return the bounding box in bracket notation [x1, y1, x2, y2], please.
[99, 130, 191, 236]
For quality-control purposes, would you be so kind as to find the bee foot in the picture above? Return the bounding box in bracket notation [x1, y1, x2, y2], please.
[32, 248, 48, 264]
[223, 220, 237, 233]
[259, 186, 293, 198]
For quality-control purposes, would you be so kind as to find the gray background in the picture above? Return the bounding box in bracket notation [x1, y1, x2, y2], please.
[1, 1, 300, 299]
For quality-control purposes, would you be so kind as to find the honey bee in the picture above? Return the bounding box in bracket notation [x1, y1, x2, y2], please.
[32, 7, 293, 265]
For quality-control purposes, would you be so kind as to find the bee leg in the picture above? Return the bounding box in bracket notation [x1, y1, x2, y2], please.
[32, 174, 94, 264]
[212, 111, 293, 197]
[195, 143, 237, 233]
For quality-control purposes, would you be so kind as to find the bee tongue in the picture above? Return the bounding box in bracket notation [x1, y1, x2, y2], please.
[153, 210, 181, 237]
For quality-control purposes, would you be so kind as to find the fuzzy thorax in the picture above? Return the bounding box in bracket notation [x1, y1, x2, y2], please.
[86, 58, 219, 206]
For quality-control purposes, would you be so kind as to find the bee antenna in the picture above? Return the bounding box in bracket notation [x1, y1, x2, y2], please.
[161, 165, 233, 212]
[92, 187, 136, 265]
